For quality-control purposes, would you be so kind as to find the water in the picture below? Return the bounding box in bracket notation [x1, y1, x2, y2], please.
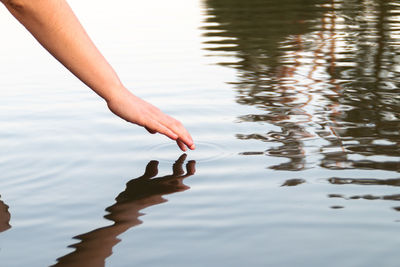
[0, 0, 399, 266]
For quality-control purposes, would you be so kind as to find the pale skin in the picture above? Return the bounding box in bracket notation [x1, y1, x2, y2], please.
[1, 0, 195, 151]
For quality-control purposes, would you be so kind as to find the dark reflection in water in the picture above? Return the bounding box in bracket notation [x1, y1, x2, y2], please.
[52, 155, 195, 267]
[203, 0, 400, 172]
[281, 178, 306, 186]
[328, 177, 400, 211]
[328, 177, 400, 187]
[0, 197, 11, 233]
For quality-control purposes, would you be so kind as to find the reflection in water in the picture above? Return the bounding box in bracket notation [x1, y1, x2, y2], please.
[53, 155, 195, 267]
[203, 0, 330, 171]
[281, 178, 306, 187]
[203, 0, 400, 172]
[202, 0, 400, 211]
[328, 177, 400, 211]
[0, 197, 11, 233]
[328, 177, 400, 187]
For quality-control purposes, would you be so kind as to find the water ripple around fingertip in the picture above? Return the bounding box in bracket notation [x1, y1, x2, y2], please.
[148, 141, 232, 163]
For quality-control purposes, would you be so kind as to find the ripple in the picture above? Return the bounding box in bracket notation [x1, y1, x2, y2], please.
[148, 141, 231, 163]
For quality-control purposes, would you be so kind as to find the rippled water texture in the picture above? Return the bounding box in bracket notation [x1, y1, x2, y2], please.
[0, 0, 399, 266]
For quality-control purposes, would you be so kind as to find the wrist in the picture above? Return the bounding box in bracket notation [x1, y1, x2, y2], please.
[101, 80, 129, 104]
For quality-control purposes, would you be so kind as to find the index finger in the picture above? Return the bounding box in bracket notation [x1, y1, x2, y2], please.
[166, 118, 195, 150]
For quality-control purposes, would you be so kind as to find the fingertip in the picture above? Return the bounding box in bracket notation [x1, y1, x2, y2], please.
[179, 137, 195, 150]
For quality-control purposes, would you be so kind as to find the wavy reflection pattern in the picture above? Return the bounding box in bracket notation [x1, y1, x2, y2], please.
[202, 0, 400, 211]
[202, 0, 400, 172]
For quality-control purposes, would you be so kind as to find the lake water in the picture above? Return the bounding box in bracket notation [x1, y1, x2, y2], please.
[0, 0, 399, 266]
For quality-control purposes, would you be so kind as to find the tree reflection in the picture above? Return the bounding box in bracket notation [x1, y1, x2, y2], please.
[52, 155, 195, 267]
[328, 177, 400, 212]
[203, 0, 400, 172]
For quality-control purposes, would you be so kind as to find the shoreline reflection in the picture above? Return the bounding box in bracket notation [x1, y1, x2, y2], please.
[203, 0, 400, 172]
[328, 177, 400, 212]
[202, 0, 400, 217]
[52, 154, 195, 267]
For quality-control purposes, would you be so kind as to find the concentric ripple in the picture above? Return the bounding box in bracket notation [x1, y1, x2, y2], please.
[148, 141, 231, 163]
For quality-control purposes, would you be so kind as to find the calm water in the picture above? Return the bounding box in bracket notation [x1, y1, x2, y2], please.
[0, 0, 399, 266]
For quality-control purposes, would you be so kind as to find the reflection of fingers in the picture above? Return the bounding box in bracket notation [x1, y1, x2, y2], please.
[186, 160, 196, 175]
[176, 153, 187, 162]
[143, 160, 159, 178]
[173, 154, 187, 175]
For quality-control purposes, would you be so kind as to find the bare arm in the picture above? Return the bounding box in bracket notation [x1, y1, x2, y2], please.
[1, 0, 195, 151]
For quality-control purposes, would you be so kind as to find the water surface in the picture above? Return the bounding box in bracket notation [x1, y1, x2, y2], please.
[0, 0, 399, 266]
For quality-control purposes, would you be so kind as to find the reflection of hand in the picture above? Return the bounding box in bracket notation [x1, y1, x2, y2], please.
[54, 154, 195, 267]
[114, 153, 196, 206]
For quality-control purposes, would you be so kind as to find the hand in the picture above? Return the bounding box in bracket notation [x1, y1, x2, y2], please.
[106, 88, 195, 151]
[1, 0, 195, 152]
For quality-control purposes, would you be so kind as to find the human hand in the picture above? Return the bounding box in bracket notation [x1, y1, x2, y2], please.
[106, 88, 195, 151]
[1, 0, 195, 151]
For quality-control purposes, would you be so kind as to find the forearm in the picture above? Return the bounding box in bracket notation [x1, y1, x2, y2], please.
[2, 0, 125, 101]
[2, 0, 195, 150]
